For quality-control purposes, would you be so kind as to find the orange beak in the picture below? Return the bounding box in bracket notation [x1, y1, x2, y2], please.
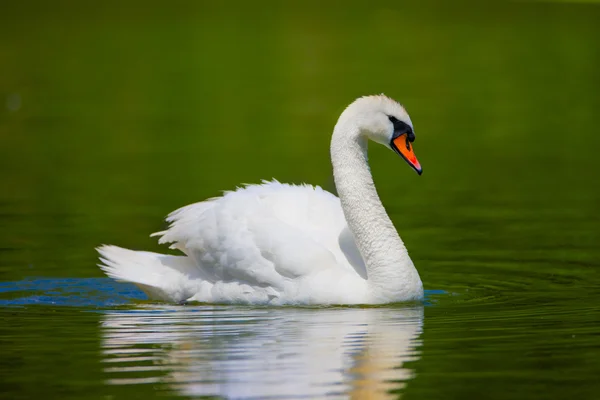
[392, 134, 422, 175]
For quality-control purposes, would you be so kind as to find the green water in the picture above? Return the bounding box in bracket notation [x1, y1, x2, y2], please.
[1, 1, 600, 398]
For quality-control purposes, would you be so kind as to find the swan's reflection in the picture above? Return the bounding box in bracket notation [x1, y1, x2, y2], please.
[101, 305, 423, 399]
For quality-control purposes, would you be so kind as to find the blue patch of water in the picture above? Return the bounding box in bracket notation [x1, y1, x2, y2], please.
[0, 278, 146, 307]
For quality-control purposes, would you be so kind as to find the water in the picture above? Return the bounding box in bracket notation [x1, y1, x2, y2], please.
[1, 0, 600, 398]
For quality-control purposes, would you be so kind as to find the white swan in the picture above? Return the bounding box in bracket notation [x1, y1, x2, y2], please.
[98, 94, 424, 305]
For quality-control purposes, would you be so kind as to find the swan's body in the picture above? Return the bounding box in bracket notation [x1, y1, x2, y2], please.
[98, 95, 424, 305]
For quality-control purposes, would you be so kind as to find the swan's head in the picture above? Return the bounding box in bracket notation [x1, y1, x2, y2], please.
[338, 94, 422, 175]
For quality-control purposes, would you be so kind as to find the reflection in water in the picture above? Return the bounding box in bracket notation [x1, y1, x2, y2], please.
[101, 306, 423, 399]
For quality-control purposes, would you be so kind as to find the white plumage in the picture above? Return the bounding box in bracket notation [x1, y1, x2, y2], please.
[98, 95, 424, 305]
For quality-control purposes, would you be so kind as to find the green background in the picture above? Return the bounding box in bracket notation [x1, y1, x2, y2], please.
[1, 1, 599, 399]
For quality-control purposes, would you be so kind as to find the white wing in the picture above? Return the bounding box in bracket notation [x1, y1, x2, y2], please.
[151, 180, 366, 302]
[99, 180, 368, 304]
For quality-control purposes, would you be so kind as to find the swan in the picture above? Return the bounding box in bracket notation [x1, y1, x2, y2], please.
[98, 94, 424, 305]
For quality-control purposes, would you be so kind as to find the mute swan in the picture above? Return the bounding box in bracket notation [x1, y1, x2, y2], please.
[98, 95, 424, 305]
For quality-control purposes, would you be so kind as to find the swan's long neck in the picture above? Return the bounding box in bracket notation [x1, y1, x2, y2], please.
[331, 120, 423, 302]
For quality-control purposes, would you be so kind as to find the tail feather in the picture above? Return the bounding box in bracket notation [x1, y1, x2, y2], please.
[97, 245, 206, 303]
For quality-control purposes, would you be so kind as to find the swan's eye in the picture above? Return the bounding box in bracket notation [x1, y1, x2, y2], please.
[388, 115, 415, 142]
